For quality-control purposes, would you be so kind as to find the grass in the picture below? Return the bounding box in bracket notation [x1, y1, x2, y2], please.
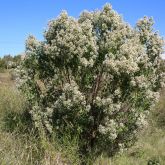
[0, 131, 43, 165]
[96, 126, 165, 165]
[0, 70, 13, 85]
[0, 78, 43, 164]
[0, 70, 165, 164]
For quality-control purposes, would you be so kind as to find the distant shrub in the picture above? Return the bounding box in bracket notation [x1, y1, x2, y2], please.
[0, 54, 21, 70]
[17, 3, 165, 163]
[10, 70, 18, 80]
[0, 58, 5, 71]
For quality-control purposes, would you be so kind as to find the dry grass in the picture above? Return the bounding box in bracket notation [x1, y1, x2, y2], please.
[0, 70, 15, 87]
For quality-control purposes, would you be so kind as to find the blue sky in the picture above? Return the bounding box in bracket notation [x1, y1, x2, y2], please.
[0, 0, 164, 57]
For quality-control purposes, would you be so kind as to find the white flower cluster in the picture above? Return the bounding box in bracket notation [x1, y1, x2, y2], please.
[94, 96, 121, 115]
[26, 35, 40, 52]
[99, 119, 118, 140]
[145, 90, 160, 103]
[44, 11, 98, 69]
[54, 80, 90, 114]
[29, 105, 54, 133]
[136, 113, 148, 129]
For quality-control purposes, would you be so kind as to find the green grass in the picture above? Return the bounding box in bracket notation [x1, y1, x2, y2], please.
[0, 70, 165, 165]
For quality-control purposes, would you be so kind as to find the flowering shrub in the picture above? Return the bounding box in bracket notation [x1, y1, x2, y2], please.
[17, 4, 164, 161]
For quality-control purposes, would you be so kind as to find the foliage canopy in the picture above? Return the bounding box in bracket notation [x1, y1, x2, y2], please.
[17, 4, 164, 162]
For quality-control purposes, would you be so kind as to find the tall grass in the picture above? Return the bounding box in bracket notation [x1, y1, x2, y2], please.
[0, 85, 43, 164]
[0, 85, 31, 132]
[0, 84, 81, 165]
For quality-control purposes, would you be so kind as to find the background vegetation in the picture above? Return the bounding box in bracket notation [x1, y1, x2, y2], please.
[0, 54, 21, 72]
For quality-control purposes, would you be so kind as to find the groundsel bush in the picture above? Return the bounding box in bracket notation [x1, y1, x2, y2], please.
[16, 4, 164, 161]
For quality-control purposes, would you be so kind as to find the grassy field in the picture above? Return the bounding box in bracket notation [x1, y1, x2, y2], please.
[0, 71, 165, 165]
[0, 70, 16, 87]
